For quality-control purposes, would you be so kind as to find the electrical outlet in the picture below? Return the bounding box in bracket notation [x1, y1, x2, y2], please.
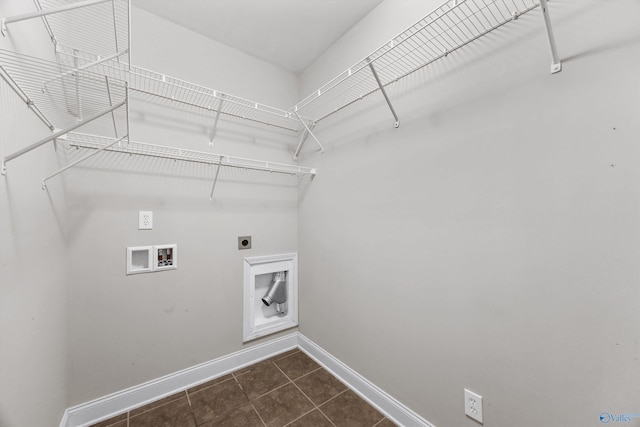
[464, 389, 483, 424]
[139, 211, 153, 230]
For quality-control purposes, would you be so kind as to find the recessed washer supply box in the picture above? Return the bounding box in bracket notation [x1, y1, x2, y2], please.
[154, 244, 177, 271]
[126, 244, 178, 274]
[126, 246, 153, 275]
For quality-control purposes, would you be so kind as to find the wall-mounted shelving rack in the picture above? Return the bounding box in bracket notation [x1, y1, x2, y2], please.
[53, 45, 314, 136]
[2, 0, 130, 64]
[291, 0, 561, 156]
[0, 0, 317, 195]
[61, 132, 316, 199]
[0, 48, 130, 176]
[1, 0, 563, 187]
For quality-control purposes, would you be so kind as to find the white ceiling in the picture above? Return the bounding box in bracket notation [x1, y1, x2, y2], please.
[133, 0, 384, 74]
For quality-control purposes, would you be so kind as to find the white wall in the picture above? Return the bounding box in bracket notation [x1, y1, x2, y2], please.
[298, 1, 640, 426]
[3, 1, 640, 425]
[0, 3, 69, 426]
[64, 7, 303, 405]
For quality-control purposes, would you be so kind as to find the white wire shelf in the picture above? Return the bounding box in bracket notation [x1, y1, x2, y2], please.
[3, 0, 131, 64]
[0, 48, 130, 175]
[293, 0, 541, 123]
[63, 132, 317, 176]
[54, 45, 313, 133]
[0, 48, 128, 135]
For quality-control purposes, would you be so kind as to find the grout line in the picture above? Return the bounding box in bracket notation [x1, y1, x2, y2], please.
[250, 401, 268, 427]
[282, 407, 317, 426]
[319, 388, 349, 406]
[188, 375, 236, 395]
[316, 406, 338, 427]
[273, 349, 300, 364]
[291, 365, 323, 382]
[372, 416, 388, 426]
[272, 360, 294, 383]
[275, 361, 338, 427]
[251, 379, 292, 401]
[185, 388, 192, 408]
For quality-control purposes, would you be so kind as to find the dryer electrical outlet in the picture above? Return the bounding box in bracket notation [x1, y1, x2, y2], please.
[139, 211, 153, 230]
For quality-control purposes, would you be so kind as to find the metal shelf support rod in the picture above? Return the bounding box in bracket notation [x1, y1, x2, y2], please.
[42, 133, 128, 189]
[209, 97, 223, 145]
[0, 64, 55, 131]
[293, 127, 310, 160]
[127, 0, 131, 70]
[209, 157, 224, 201]
[1, 0, 112, 36]
[125, 83, 130, 142]
[368, 57, 400, 128]
[293, 110, 323, 159]
[32, 0, 57, 44]
[539, 0, 562, 74]
[105, 76, 119, 137]
[1, 99, 126, 176]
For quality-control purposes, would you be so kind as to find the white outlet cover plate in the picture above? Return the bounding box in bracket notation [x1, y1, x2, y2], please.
[139, 211, 153, 230]
[464, 388, 483, 424]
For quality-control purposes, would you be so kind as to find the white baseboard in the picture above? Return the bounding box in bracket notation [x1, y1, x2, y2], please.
[61, 333, 298, 427]
[61, 332, 434, 427]
[298, 334, 435, 427]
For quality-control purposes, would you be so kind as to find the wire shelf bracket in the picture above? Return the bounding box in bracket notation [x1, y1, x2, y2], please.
[209, 96, 224, 146]
[0, 64, 55, 131]
[539, 0, 562, 74]
[292, 110, 323, 160]
[42, 132, 129, 190]
[367, 57, 400, 128]
[1, 99, 127, 176]
[209, 157, 223, 201]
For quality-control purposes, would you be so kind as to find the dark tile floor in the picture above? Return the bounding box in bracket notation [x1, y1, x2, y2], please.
[90, 348, 397, 427]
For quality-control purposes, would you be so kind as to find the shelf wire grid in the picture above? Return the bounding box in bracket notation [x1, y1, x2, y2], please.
[35, 0, 129, 62]
[0, 48, 128, 135]
[54, 45, 311, 133]
[293, 0, 539, 122]
[64, 132, 317, 176]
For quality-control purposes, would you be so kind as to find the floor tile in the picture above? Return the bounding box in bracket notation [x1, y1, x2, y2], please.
[253, 382, 315, 427]
[235, 360, 289, 399]
[88, 413, 127, 427]
[130, 391, 187, 417]
[320, 390, 384, 427]
[375, 418, 398, 427]
[197, 403, 264, 427]
[129, 395, 196, 427]
[288, 409, 334, 427]
[294, 368, 347, 405]
[188, 378, 248, 424]
[274, 351, 320, 380]
[187, 373, 233, 394]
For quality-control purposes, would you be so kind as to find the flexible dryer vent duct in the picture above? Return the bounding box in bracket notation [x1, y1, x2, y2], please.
[262, 271, 287, 314]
